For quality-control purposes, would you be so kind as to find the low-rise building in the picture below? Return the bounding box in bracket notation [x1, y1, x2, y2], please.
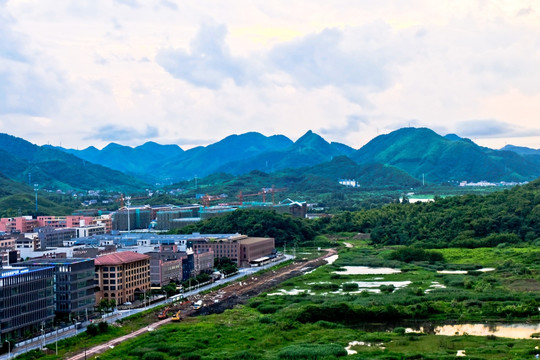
[0, 216, 40, 234]
[75, 225, 106, 238]
[0, 249, 20, 266]
[37, 227, 77, 249]
[194, 248, 215, 274]
[94, 251, 150, 305]
[191, 235, 275, 267]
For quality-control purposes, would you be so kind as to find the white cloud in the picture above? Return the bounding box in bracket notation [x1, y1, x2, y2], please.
[1, 0, 540, 151]
[156, 22, 249, 89]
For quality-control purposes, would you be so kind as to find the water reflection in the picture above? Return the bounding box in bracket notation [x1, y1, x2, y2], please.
[334, 266, 401, 275]
[408, 323, 540, 339]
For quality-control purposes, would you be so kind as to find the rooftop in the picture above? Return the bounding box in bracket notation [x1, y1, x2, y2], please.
[1, 265, 54, 279]
[17, 258, 93, 266]
[95, 251, 150, 265]
[238, 237, 274, 245]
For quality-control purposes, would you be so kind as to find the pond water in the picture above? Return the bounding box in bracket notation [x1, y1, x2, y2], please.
[328, 280, 412, 295]
[437, 268, 495, 274]
[334, 266, 401, 275]
[267, 289, 311, 296]
[425, 281, 446, 293]
[407, 322, 540, 339]
[325, 255, 339, 264]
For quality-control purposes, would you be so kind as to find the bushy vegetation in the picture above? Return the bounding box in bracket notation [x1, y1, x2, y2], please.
[388, 247, 444, 263]
[172, 209, 316, 247]
[317, 179, 540, 248]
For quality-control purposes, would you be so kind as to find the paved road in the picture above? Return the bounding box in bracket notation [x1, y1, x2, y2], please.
[0, 255, 293, 360]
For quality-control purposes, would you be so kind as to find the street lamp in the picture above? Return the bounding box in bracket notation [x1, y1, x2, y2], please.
[4, 339, 10, 359]
[161, 289, 168, 303]
[40, 323, 45, 350]
[125, 196, 131, 233]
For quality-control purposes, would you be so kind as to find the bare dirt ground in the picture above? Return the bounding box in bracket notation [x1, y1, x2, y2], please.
[67, 249, 336, 359]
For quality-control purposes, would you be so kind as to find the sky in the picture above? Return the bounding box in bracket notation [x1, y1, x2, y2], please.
[1, 0, 540, 151]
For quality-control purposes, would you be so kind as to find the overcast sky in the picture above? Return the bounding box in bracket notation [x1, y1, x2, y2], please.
[1, 0, 540, 150]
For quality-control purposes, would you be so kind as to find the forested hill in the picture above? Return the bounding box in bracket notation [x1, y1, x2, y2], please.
[319, 178, 540, 248]
[351, 127, 540, 182]
[0, 133, 147, 191]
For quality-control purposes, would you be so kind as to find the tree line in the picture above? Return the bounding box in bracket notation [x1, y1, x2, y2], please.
[169, 179, 540, 249]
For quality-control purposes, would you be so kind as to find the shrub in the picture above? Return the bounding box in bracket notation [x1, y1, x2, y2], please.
[342, 283, 359, 291]
[98, 321, 109, 333]
[257, 304, 281, 314]
[86, 323, 98, 336]
[142, 352, 166, 360]
[380, 284, 395, 293]
[315, 320, 341, 329]
[389, 247, 444, 263]
[232, 350, 262, 360]
[311, 283, 340, 291]
[278, 343, 347, 359]
[259, 316, 275, 324]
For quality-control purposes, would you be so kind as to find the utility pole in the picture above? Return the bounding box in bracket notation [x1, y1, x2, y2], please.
[34, 184, 39, 215]
[126, 196, 131, 233]
[40, 322, 45, 349]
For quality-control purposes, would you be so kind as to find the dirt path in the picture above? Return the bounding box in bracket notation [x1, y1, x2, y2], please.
[66, 249, 336, 359]
[343, 242, 353, 248]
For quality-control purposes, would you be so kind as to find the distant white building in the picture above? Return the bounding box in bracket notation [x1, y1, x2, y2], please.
[339, 179, 357, 187]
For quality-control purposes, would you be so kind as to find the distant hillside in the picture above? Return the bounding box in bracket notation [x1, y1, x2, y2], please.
[59, 141, 185, 182]
[158, 132, 293, 181]
[352, 127, 540, 182]
[0, 171, 78, 217]
[61, 132, 293, 183]
[215, 131, 356, 175]
[12, 127, 540, 188]
[0, 133, 147, 191]
[170, 155, 421, 202]
[501, 144, 540, 156]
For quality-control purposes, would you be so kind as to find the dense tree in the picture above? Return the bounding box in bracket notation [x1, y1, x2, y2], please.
[316, 179, 540, 248]
[172, 209, 316, 247]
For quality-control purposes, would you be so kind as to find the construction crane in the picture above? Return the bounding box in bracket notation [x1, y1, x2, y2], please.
[201, 194, 224, 208]
[261, 185, 287, 204]
[115, 193, 150, 209]
[236, 191, 263, 206]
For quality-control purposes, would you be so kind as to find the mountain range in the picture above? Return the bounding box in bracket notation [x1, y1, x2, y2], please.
[0, 133, 147, 191]
[1, 128, 539, 192]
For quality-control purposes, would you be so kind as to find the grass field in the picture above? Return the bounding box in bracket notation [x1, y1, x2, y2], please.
[14, 240, 540, 360]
